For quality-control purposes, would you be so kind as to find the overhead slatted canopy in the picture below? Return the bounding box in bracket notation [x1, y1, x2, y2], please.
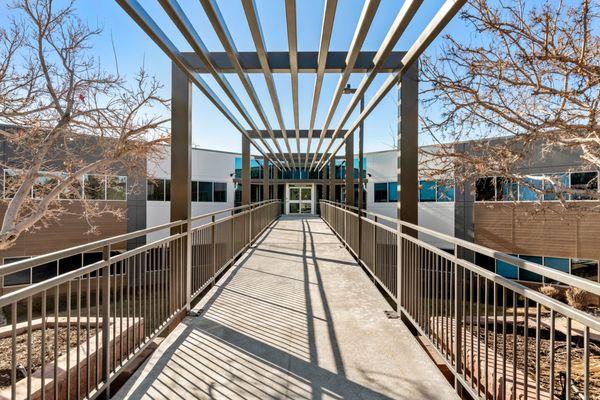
[116, 0, 466, 172]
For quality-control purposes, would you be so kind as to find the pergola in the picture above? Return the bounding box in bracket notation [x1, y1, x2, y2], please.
[116, 0, 466, 227]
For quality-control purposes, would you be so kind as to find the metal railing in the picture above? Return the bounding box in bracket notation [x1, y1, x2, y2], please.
[0, 199, 280, 400]
[321, 200, 600, 400]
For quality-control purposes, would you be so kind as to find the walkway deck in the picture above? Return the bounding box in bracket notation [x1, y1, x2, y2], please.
[115, 216, 457, 399]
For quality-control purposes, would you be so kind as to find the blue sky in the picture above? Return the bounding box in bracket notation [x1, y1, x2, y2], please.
[2, 0, 473, 155]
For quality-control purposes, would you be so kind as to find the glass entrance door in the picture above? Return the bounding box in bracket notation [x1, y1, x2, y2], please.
[287, 185, 313, 214]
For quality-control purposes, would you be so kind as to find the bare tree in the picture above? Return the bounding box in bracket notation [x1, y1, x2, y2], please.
[0, 0, 169, 250]
[420, 0, 599, 204]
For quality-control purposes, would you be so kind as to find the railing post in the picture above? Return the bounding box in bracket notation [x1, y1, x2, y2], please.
[230, 210, 235, 260]
[248, 205, 253, 243]
[373, 216, 377, 271]
[185, 220, 191, 309]
[101, 244, 111, 399]
[343, 205, 347, 245]
[358, 208, 362, 260]
[454, 243, 463, 395]
[211, 215, 216, 284]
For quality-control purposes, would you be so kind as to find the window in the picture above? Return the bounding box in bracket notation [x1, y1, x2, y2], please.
[543, 257, 570, 284]
[59, 254, 83, 274]
[33, 174, 58, 199]
[543, 174, 569, 201]
[107, 176, 127, 200]
[60, 175, 83, 200]
[497, 177, 518, 201]
[519, 255, 543, 282]
[475, 253, 495, 272]
[147, 179, 165, 201]
[543, 257, 570, 273]
[165, 179, 171, 201]
[3, 169, 18, 199]
[251, 184, 262, 203]
[214, 182, 227, 202]
[419, 180, 436, 202]
[84, 174, 106, 200]
[32, 261, 58, 283]
[388, 182, 397, 202]
[436, 180, 455, 202]
[518, 178, 542, 202]
[191, 181, 198, 202]
[3, 257, 31, 286]
[570, 172, 598, 200]
[496, 259, 518, 279]
[374, 183, 387, 203]
[197, 182, 213, 202]
[476, 177, 495, 201]
[571, 259, 598, 281]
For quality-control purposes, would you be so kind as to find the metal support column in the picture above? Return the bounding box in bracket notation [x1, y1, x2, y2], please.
[242, 135, 251, 205]
[263, 159, 269, 201]
[170, 62, 192, 310]
[329, 158, 335, 201]
[396, 61, 418, 313]
[273, 165, 278, 200]
[358, 96, 364, 259]
[345, 133, 354, 207]
[358, 96, 364, 211]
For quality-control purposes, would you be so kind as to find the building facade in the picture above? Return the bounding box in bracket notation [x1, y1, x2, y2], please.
[1, 142, 598, 293]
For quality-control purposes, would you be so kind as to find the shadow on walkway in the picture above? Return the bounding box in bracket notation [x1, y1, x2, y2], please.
[114, 216, 457, 400]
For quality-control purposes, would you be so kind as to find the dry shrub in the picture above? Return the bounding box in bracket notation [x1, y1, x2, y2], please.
[565, 287, 588, 310]
[538, 285, 564, 302]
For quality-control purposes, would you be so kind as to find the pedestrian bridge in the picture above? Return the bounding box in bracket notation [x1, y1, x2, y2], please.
[0, 200, 597, 400]
[114, 216, 456, 399]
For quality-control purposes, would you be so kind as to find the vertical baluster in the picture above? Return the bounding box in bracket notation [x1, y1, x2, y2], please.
[454, 258, 463, 395]
[11, 302, 16, 400]
[535, 302, 540, 400]
[66, 280, 71, 398]
[512, 292, 517, 400]
[41, 291, 47, 400]
[566, 317, 571, 400]
[584, 326, 589, 400]
[524, 300, 529, 400]
[55, 285, 60, 398]
[27, 296, 32, 399]
[502, 287, 507, 398]
[101, 245, 111, 398]
[484, 279, 488, 398]
[493, 283, 498, 400]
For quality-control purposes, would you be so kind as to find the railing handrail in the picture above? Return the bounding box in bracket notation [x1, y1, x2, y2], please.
[189, 199, 279, 222]
[320, 200, 600, 296]
[0, 199, 281, 277]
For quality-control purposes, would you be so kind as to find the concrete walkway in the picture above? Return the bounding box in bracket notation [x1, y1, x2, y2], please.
[115, 216, 457, 400]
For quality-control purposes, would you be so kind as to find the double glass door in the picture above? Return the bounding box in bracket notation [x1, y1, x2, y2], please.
[288, 185, 313, 214]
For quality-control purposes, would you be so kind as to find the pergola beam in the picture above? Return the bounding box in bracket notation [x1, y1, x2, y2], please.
[247, 129, 346, 139]
[157, 0, 287, 171]
[284, 0, 301, 165]
[199, 0, 292, 169]
[309, 0, 381, 170]
[305, 0, 338, 168]
[242, 0, 295, 169]
[315, 0, 423, 170]
[180, 51, 403, 73]
[115, 0, 280, 169]
[318, 0, 467, 170]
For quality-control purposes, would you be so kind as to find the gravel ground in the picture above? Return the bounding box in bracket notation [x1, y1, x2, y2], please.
[0, 327, 95, 389]
[471, 320, 600, 400]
